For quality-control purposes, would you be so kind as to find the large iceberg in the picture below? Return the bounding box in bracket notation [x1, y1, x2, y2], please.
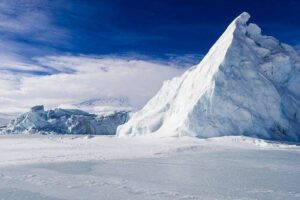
[1, 105, 129, 135]
[117, 12, 300, 142]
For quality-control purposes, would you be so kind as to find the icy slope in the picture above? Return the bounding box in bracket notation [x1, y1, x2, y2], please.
[1, 105, 129, 135]
[118, 12, 300, 141]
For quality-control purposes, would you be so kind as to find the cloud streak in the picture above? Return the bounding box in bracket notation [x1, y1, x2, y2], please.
[0, 1, 192, 115]
[0, 0, 68, 42]
[0, 0, 70, 70]
[0, 55, 186, 114]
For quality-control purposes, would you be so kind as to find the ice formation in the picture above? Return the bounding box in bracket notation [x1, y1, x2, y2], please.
[1, 105, 129, 135]
[118, 12, 300, 141]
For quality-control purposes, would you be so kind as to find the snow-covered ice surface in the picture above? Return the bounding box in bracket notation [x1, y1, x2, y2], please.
[0, 135, 300, 200]
[118, 12, 300, 141]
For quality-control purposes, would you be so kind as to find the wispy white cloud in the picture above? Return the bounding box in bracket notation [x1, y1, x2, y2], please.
[0, 1, 193, 115]
[0, 0, 68, 43]
[0, 0, 69, 74]
[0, 55, 186, 114]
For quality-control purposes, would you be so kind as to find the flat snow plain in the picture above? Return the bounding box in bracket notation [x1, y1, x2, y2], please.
[0, 135, 299, 200]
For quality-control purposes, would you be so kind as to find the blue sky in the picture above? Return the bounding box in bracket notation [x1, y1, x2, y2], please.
[63, 0, 300, 57]
[0, 0, 300, 114]
[1, 0, 300, 63]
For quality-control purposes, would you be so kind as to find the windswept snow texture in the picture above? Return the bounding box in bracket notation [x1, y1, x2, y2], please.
[118, 12, 300, 141]
[0, 135, 299, 200]
[1, 105, 129, 135]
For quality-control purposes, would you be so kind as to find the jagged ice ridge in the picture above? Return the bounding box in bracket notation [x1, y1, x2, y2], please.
[1, 105, 129, 135]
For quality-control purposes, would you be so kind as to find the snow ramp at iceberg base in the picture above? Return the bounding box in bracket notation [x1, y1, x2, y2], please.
[117, 12, 300, 142]
[0, 105, 129, 135]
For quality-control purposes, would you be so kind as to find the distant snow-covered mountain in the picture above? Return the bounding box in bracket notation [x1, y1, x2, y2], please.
[73, 96, 133, 114]
[118, 12, 300, 142]
[75, 96, 130, 107]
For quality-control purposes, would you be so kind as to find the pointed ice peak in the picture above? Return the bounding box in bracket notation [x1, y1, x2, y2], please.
[230, 12, 251, 37]
[193, 12, 252, 68]
[235, 12, 250, 25]
[230, 12, 266, 45]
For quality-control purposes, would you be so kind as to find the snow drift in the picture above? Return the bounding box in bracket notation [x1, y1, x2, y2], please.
[1, 105, 129, 135]
[117, 12, 300, 141]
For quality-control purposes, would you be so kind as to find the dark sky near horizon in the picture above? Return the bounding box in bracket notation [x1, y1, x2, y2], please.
[1, 0, 300, 63]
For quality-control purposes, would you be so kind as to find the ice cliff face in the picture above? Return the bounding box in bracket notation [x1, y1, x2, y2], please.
[1, 105, 129, 135]
[117, 12, 300, 141]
